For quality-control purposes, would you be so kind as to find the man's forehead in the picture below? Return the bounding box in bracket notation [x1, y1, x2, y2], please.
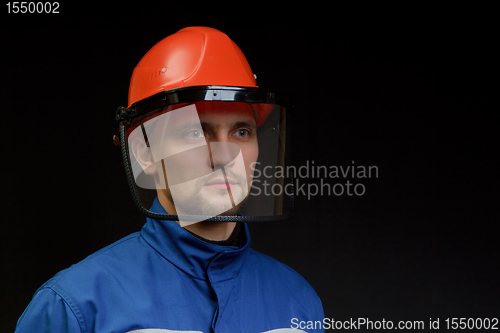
[198, 108, 257, 126]
[197, 101, 256, 120]
[168, 102, 257, 127]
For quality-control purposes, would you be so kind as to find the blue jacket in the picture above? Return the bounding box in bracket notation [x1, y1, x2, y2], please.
[15, 199, 324, 333]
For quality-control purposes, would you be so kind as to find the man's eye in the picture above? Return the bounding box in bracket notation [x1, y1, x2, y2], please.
[234, 129, 250, 138]
[185, 129, 204, 139]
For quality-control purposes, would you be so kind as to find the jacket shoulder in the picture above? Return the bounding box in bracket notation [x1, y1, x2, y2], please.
[40, 232, 144, 291]
[18, 232, 145, 333]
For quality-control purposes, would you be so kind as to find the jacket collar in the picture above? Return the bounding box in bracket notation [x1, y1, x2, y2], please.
[140, 198, 251, 282]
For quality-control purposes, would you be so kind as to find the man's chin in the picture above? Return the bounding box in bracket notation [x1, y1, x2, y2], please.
[175, 194, 248, 217]
[201, 196, 247, 216]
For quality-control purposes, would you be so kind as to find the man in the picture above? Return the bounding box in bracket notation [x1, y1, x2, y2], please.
[15, 26, 324, 333]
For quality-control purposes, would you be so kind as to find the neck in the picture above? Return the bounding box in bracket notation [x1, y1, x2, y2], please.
[157, 190, 236, 241]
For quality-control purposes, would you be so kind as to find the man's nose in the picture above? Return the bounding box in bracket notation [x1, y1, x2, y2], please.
[208, 141, 240, 170]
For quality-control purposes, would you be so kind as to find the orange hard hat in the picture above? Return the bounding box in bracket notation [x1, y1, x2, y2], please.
[128, 26, 257, 108]
[122, 26, 278, 127]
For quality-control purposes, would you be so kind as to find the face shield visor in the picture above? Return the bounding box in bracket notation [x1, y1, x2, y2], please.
[116, 86, 292, 225]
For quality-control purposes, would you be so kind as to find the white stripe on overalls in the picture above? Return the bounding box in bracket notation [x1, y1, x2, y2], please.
[127, 328, 307, 333]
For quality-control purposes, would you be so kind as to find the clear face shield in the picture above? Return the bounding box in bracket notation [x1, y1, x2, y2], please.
[116, 86, 292, 224]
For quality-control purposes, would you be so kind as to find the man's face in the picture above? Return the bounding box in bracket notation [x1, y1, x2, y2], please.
[144, 103, 259, 220]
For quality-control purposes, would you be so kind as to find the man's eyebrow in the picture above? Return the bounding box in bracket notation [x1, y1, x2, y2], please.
[200, 121, 257, 130]
[171, 120, 203, 131]
[200, 121, 215, 130]
[233, 121, 257, 129]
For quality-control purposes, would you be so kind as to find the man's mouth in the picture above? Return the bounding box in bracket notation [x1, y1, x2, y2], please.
[204, 177, 237, 190]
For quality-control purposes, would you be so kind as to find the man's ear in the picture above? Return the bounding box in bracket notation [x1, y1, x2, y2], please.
[130, 138, 158, 175]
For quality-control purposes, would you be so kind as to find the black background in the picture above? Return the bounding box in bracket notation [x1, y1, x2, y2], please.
[2, 4, 498, 332]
